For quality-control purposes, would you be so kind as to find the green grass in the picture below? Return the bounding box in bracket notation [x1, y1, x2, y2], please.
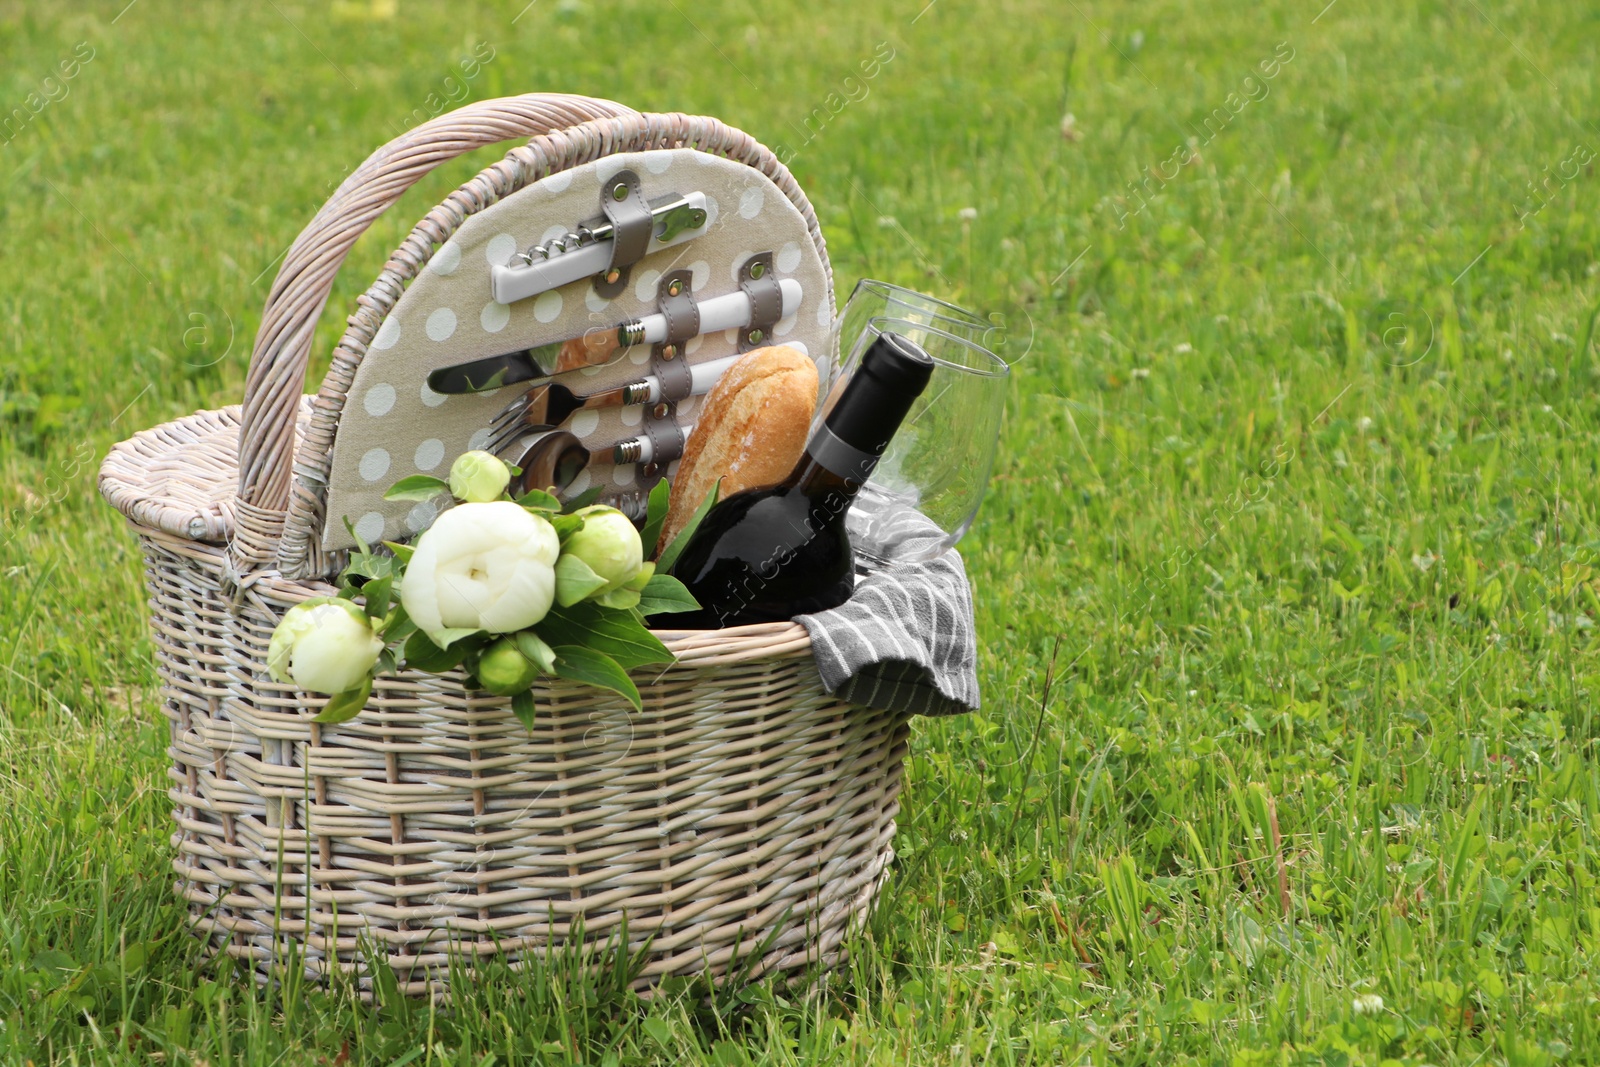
[4, 0, 1600, 1062]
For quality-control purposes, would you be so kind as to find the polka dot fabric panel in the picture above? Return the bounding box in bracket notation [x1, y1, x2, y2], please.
[323, 148, 833, 550]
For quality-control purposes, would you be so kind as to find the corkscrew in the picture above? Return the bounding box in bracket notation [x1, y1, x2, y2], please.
[514, 195, 707, 264]
[490, 192, 711, 305]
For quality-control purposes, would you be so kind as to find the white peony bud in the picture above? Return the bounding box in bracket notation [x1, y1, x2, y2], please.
[267, 597, 384, 694]
[399, 501, 559, 644]
[555, 506, 644, 607]
[477, 636, 542, 696]
[448, 450, 512, 503]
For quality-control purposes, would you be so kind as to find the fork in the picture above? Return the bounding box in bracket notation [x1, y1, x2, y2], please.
[484, 353, 740, 456]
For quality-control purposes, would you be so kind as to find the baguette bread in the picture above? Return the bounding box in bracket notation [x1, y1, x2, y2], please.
[655, 345, 819, 555]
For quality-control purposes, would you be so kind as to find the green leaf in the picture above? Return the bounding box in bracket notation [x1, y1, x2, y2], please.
[641, 1016, 671, 1048]
[359, 574, 393, 620]
[343, 515, 372, 556]
[658, 478, 721, 573]
[516, 487, 561, 512]
[561, 485, 605, 513]
[343, 551, 397, 584]
[538, 601, 673, 669]
[313, 677, 372, 724]
[641, 477, 672, 555]
[120, 940, 152, 973]
[550, 513, 586, 543]
[376, 647, 398, 676]
[625, 561, 656, 592]
[382, 541, 416, 564]
[555, 553, 609, 607]
[511, 689, 537, 731]
[514, 629, 557, 673]
[31, 949, 78, 977]
[636, 573, 701, 618]
[434, 626, 482, 649]
[596, 586, 641, 610]
[404, 629, 470, 673]
[381, 605, 416, 644]
[551, 645, 641, 711]
[384, 474, 451, 502]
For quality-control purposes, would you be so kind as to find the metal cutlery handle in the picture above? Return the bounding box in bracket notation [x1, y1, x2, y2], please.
[614, 422, 698, 465]
[433, 278, 803, 394]
[491, 352, 748, 456]
[527, 283, 776, 374]
[630, 354, 741, 405]
[530, 286, 778, 382]
[631, 279, 801, 347]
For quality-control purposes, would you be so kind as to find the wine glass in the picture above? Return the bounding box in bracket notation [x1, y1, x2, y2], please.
[827, 279, 1000, 389]
[830, 314, 1010, 567]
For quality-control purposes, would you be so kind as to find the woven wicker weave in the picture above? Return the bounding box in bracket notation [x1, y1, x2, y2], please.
[98, 94, 909, 995]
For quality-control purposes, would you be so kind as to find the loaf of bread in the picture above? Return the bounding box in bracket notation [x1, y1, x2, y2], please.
[655, 345, 818, 555]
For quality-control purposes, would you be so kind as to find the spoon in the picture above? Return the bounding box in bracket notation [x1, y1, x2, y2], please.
[510, 423, 698, 497]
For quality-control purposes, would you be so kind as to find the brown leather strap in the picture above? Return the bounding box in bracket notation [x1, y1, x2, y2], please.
[652, 269, 698, 401]
[593, 169, 652, 299]
[641, 406, 685, 483]
[738, 251, 782, 351]
[653, 355, 693, 402]
[656, 269, 700, 343]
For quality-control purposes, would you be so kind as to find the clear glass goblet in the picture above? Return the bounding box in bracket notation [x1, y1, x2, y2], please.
[827, 314, 1010, 567]
[827, 278, 1001, 390]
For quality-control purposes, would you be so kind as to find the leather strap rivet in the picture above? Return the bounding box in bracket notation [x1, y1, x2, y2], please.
[604, 268, 621, 284]
[661, 343, 677, 360]
[643, 462, 660, 478]
[652, 402, 669, 419]
[748, 328, 765, 344]
[667, 279, 683, 297]
[749, 260, 766, 279]
[612, 182, 629, 201]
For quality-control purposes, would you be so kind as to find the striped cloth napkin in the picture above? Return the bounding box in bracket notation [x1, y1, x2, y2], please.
[794, 497, 979, 717]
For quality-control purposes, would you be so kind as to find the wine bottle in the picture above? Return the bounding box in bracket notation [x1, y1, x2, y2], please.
[670, 331, 934, 628]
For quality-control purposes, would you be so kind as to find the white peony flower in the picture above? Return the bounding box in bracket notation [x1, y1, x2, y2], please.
[267, 597, 384, 694]
[1351, 993, 1384, 1016]
[400, 501, 560, 644]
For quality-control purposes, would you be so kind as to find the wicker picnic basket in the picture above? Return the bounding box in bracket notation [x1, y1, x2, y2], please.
[98, 94, 909, 995]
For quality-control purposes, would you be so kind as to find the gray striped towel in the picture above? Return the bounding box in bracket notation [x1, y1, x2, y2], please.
[794, 496, 979, 717]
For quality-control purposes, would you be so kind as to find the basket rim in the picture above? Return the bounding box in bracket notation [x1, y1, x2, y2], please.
[99, 403, 256, 544]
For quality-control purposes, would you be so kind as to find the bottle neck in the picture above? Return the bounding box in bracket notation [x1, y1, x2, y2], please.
[787, 330, 933, 505]
[787, 448, 867, 504]
[786, 393, 899, 506]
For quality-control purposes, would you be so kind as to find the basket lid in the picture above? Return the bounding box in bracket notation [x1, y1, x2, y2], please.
[316, 145, 832, 555]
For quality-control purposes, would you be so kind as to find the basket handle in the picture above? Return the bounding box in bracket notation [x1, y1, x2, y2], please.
[231, 93, 636, 571]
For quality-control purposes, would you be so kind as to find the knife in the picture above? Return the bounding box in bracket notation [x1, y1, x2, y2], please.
[427, 279, 802, 395]
[490, 192, 711, 305]
[485, 353, 742, 455]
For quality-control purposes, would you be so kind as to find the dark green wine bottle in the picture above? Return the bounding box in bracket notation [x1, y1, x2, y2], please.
[671, 332, 934, 628]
